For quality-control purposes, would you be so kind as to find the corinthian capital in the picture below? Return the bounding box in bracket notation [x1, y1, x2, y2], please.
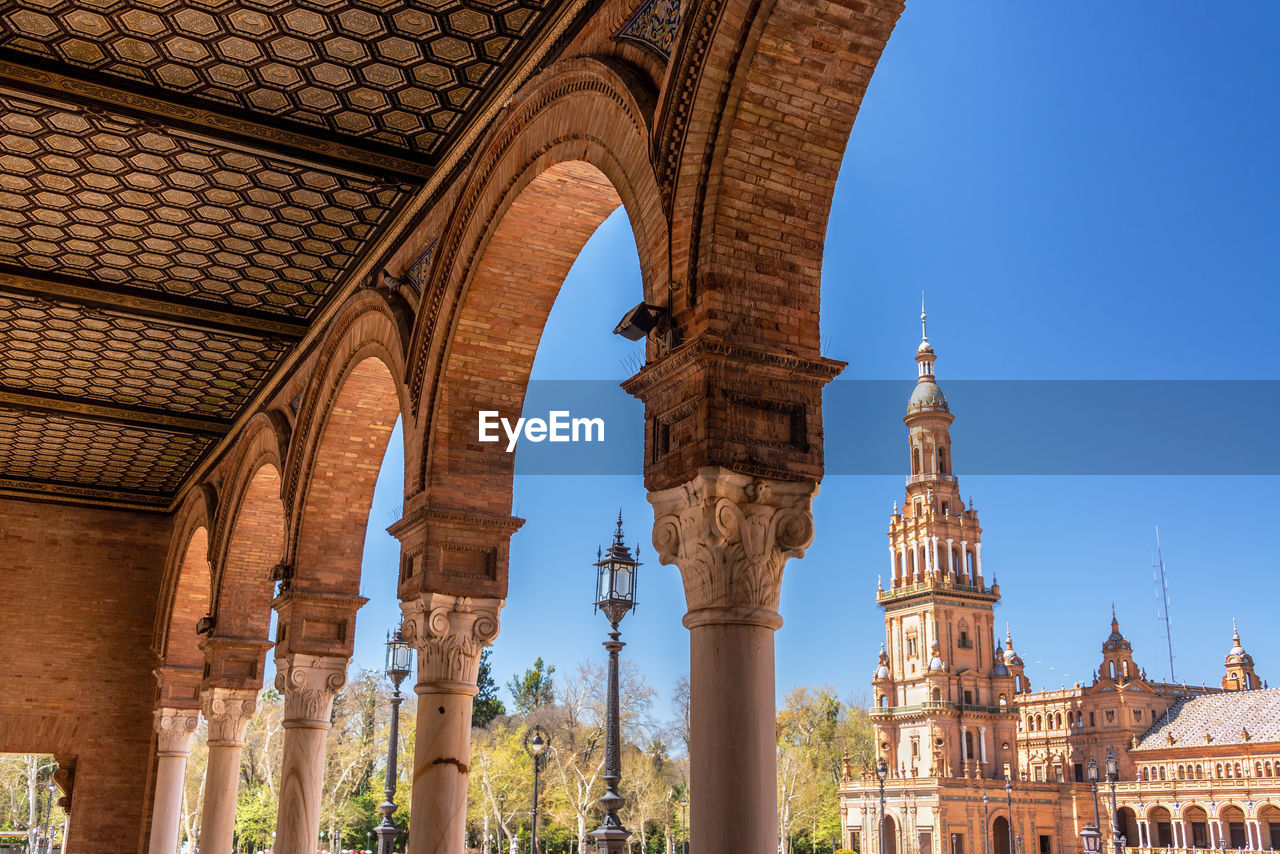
[202, 687, 259, 746]
[648, 467, 817, 628]
[400, 593, 503, 693]
[154, 707, 200, 756]
[274, 654, 349, 727]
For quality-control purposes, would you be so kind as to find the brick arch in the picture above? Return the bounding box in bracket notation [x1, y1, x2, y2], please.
[209, 413, 289, 642]
[406, 56, 667, 504]
[153, 487, 214, 671]
[655, 0, 903, 350]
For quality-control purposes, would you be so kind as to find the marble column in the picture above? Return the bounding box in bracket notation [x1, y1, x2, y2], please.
[400, 593, 503, 854]
[199, 688, 258, 854]
[273, 653, 349, 854]
[650, 468, 817, 854]
[149, 708, 200, 854]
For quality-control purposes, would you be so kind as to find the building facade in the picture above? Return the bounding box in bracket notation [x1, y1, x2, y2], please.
[839, 314, 1280, 854]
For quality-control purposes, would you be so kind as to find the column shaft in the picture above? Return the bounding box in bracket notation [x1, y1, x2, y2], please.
[149, 708, 199, 854]
[401, 594, 503, 854]
[273, 654, 349, 854]
[199, 689, 258, 854]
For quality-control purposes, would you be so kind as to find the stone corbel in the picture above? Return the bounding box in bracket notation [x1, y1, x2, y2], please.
[388, 504, 524, 601]
[51, 755, 75, 814]
[400, 593, 504, 694]
[154, 707, 201, 756]
[648, 467, 817, 629]
[274, 653, 349, 727]
[271, 590, 367, 660]
[153, 664, 203, 711]
[199, 636, 275, 693]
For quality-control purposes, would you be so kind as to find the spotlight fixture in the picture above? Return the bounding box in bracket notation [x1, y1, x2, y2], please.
[195, 614, 215, 635]
[612, 302, 668, 342]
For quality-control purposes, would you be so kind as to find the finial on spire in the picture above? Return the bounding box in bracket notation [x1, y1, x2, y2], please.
[921, 292, 929, 344]
[1006, 623, 1013, 648]
[1233, 617, 1240, 643]
[613, 509, 625, 544]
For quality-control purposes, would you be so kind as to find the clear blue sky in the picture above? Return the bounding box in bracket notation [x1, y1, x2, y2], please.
[344, 2, 1280, 734]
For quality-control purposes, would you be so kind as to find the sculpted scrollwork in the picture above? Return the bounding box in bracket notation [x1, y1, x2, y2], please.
[202, 687, 259, 745]
[400, 593, 504, 690]
[274, 654, 349, 726]
[153, 707, 201, 755]
[649, 467, 817, 625]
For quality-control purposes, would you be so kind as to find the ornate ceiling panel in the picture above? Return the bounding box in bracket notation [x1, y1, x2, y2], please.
[0, 406, 212, 503]
[0, 0, 554, 156]
[0, 0, 592, 509]
[0, 294, 290, 419]
[0, 91, 408, 319]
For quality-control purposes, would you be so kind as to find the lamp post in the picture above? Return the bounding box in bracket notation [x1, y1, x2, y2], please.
[376, 626, 413, 854]
[45, 780, 54, 854]
[1105, 750, 1122, 854]
[524, 725, 550, 854]
[498, 792, 505, 854]
[681, 794, 688, 854]
[876, 758, 888, 854]
[1005, 776, 1014, 854]
[1081, 757, 1102, 854]
[591, 513, 640, 854]
[982, 793, 990, 854]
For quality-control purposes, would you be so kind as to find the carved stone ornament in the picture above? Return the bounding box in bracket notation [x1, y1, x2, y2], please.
[274, 653, 349, 727]
[153, 707, 201, 756]
[648, 467, 817, 628]
[201, 686, 259, 746]
[400, 593, 504, 692]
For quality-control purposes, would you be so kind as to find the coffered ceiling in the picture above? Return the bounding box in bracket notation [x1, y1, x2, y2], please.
[0, 0, 587, 509]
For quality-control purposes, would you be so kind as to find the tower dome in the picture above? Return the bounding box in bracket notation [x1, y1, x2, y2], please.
[1222, 620, 1261, 690]
[908, 299, 949, 413]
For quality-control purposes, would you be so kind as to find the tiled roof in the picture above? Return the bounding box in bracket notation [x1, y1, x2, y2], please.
[1133, 688, 1280, 750]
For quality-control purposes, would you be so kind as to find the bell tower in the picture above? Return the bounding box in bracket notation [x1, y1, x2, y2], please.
[1222, 621, 1261, 691]
[870, 304, 1021, 782]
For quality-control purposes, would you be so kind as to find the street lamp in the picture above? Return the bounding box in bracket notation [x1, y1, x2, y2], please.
[498, 792, 506, 854]
[876, 757, 888, 854]
[982, 793, 990, 854]
[591, 513, 640, 854]
[1005, 776, 1014, 854]
[525, 725, 550, 854]
[1105, 750, 1122, 854]
[375, 625, 413, 854]
[1081, 757, 1102, 854]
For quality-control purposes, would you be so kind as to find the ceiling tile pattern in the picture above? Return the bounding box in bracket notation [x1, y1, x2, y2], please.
[0, 406, 211, 496]
[0, 0, 551, 155]
[0, 91, 406, 319]
[0, 295, 290, 419]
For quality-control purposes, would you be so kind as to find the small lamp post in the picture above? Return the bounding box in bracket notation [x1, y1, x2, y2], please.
[376, 625, 413, 854]
[1105, 750, 1122, 854]
[498, 792, 505, 854]
[525, 725, 550, 854]
[1005, 776, 1014, 854]
[591, 513, 640, 854]
[982, 793, 990, 854]
[1081, 757, 1102, 854]
[876, 757, 888, 854]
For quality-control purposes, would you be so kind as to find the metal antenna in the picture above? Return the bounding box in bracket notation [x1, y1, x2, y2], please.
[1152, 525, 1176, 684]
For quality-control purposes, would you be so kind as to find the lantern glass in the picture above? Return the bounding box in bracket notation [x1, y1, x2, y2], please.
[614, 564, 633, 600]
[876, 758, 888, 781]
[1105, 750, 1118, 780]
[385, 628, 413, 685]
[1086, 757, 1098, 783]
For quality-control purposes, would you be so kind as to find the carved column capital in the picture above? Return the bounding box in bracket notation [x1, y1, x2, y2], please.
[201, 686, 259, 746]
[154, 707, 201, 756]
[274, 653, 348, 728]
[400, 593, 504, 694]
[648, 467, 817, 628]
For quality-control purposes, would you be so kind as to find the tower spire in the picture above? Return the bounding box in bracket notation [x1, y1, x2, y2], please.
[921, 293, 929, 345]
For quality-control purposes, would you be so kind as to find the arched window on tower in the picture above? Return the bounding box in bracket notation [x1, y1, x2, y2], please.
[938, 447, 948, 474]
[913, 447, 921, 475]
[965, 551, 976, 582]
[964, 730, 975, 761]
[1109, 661, 1117, 679]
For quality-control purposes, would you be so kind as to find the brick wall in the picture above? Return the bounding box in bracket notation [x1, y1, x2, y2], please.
[0, 497, 170, 853]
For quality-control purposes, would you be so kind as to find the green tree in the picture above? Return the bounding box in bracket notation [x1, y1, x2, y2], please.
[507, 657, 556, 715]
[474, 648, 506, 728]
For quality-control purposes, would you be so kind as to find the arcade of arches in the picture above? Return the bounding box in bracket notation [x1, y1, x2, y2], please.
[0, 0, 908, 851]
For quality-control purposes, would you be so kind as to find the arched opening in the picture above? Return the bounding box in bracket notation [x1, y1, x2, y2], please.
[1222, 805, 1247, 847]
[937, 446, 948, 474]
[1183, 805, 1209, 849]
[1117, 807, 1140, 849]
[993, 816, 1011, 854]
[1149, 806, 1173, 847]
[912, 446, 921, 475]
[1259, 804, 1280, 849]
[882, 813, 898, 854]
[293, 356, 403, 596]
[159, 525, 211, 673]
[214, 462, 286, 642]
